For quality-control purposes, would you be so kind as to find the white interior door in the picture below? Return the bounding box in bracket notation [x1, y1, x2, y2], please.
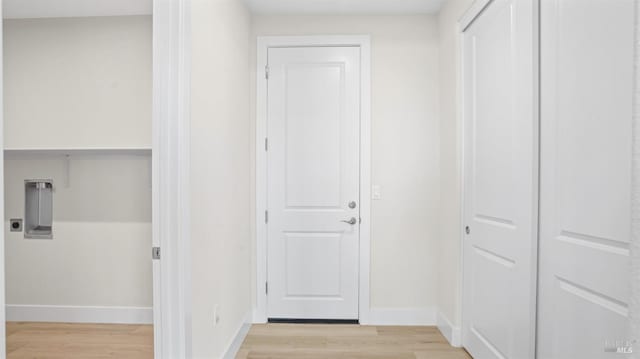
[461, 0, 538, 358]
[537, 1, 634, 358]
[266, 46, 361, 320]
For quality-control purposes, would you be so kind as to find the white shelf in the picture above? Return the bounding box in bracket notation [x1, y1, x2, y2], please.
[3, 148, 152, 157]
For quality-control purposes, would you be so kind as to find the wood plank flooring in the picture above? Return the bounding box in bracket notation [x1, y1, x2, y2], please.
[6, 322, 153, 359]
[237, 324, 472, 359]
[5, 322, 471, 358]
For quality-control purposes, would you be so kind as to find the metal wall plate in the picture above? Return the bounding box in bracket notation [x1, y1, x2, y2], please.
[24, 179, 54, 239]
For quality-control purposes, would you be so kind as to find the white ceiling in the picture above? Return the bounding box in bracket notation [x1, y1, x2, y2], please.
[3, 0, 445, 19]
[3, 0, 152, 19]
[243, 0, 447, 15]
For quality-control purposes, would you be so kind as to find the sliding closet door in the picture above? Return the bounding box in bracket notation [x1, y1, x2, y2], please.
[461, 0, 538, 357]
[538, 0, 634, 358]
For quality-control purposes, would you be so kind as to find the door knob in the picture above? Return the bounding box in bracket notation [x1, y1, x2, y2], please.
[341, 217, 357, 225]
[348, 201, 357, 209]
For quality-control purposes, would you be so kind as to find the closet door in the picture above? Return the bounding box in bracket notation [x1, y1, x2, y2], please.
[461, 0, 538, 357]
[538, 0, 634, 358]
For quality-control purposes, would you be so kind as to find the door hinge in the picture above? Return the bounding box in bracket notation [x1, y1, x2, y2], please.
[265, 137, 268, 151]
[265, 65, 270, 80]
[152, 247, 161, 260]
[265, 210, 269, 223]
[265, 282, 268, 294]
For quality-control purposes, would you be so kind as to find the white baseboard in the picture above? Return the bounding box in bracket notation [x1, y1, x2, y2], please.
[365, 307, 436, 326]
[222, 311, 252, 359]
[6, 305, 153, 324]
[252, 309, 267, 324]
[436, 310, 461, 347]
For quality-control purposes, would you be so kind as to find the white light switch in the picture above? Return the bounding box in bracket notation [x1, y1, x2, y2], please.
[372, 185, 381, 200]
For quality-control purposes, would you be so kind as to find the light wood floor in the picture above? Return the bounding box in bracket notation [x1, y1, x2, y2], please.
[237, 324, 472, 359]
[6, 322, 153, 359]
[5, 322, 471, 358]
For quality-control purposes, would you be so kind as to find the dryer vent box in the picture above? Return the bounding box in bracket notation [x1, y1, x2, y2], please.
[24, 180, 53, 239]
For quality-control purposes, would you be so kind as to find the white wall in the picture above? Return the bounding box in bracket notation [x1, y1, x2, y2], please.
[250, 15, 441, 313]
[190, 0, 252, 357]
[3, 156, 152, 309]
[436, 0, 473, 329]
[3, 16, 152, 150]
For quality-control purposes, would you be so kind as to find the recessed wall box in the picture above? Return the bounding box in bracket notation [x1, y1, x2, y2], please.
[24, 180, 53, 239]
[10, 219, 23, 232]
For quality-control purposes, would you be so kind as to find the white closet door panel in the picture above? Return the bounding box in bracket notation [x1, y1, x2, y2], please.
[461, 0, 538, 358]
[538, 0, 634, 358]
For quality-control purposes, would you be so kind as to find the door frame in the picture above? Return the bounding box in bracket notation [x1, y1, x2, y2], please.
[0, 0, 193, 358]
[152, 0, 192, 358]
[0, 1, 6, 355]
[458, 0, 540, 355]
[254, 35, 371, 324]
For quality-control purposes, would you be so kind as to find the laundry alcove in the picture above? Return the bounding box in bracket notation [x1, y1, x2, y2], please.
[2, 14, 154, 325]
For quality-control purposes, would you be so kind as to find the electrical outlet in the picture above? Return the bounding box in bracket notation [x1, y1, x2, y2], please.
[213, 305, 220, 326]
[372, 185, 381, 200]
[10, 219, 23, 232]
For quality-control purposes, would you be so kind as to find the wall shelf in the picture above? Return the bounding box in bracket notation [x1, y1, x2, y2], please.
[4, 148, 152, 158]
[4, 148, 153, 189]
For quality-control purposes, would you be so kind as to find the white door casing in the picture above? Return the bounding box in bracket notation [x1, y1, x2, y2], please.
[152, 0, 191, 357]
[0, 0, 7, 355]
[537, 1, 634, 358]
[266, 46, 361, 320]
[460, 0, 538, 358]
